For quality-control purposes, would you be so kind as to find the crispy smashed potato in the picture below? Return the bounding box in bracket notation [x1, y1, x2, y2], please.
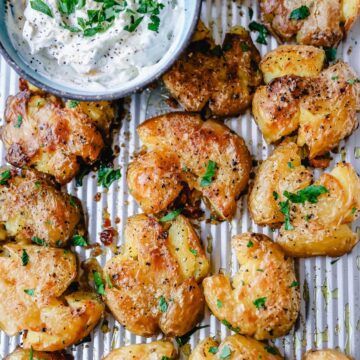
[103, 340, 176, 360]
[249, 142, 360, 257]
[203, 233, 300, 340]
[104, 213, 209, 337]
[5, 348, 70, 360]
[189, 335, 283, 360]
[253, 46, 360, 159]
[0, 244, 104, 351]
[0, 167, 85, 247]
[1, 80, 115, 184]
[163, 23, 262, 117]
[127, 112, 252, 220]
[303, 350, 352, 360]
[260, 0, 360, 47]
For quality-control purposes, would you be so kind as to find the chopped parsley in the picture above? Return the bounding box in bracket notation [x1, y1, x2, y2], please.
[324, 47, 337, 62]
[30, 0, 53, 17]
[159, 208, 183, 222]
[0, 170, 11, 185]
[253, 296, 267, 309]
[106, 273, 113, 288]
[273, 191, 279, 200]
[29, 346, 34, 360]
[175, 325, 209, 346]
[161, 357, 170, 360]
[219, 345, 232, 359]
[159, 295, 168, 312]
[200, 160, 217, 187]
[247, 240, 254, 248]
[240, 43, 249, 52]
[249, 21, 269, 45]
[32, 236, 46, 246]
[67, 100, 80, 109]
[93, 270, 105, 295]
[221, 319, 240, 333]
[288, 161, 294, 169]
[289, 5, 310, 20]
[209, 346, 219, 354]
[14, 115, 22, 128]
[190, 248, 198, 256]
[97, 165, 121, 189]
[289, 281, 299, 288]
[264, 345, 279, 355]
[352, 207, 357, 214]
[24, 288, 35, 296]
[69, 196, 78, 207]
[279, 200, 294, 231]
[216, 299, 223, 308]
[72, 234, 87, 247]
[21, 249, 29, 266]
[283, 185, 328, 204]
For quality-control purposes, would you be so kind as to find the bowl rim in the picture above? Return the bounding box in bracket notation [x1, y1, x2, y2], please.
[0, 0, 202, 101]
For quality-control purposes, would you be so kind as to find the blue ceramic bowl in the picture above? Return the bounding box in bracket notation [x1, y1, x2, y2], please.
[0, 1, 201, 101]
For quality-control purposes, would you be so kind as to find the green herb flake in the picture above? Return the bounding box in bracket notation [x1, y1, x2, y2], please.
[29, 346, 34, 360]
[106, 273, 113, 288]
[69, 196, 78, 208]
[21, 249, 29, 266]
[14, 115, 23, 128]
[221, 320, 240, 333]
[72, 234, 87, 247]
[93, 270, 105, 295]
[253, 296, 267, 309]
[98, 165, 121, 189]
[331, 75, 339, 81]
[159, 295, 168, 313]
[240, 43, 249, 52]
[67, 100, 80, 108]
[264, 345, 279, 355]
[190, 248, 198, 256]
[289, 5, 310, 20]
[324, 47, 337, 62]
[352, 207, 357, 215]
[161, 357, 170, 360]
[32, 236, 46, 246]
[257, 269, 264, 272]
[30, 0, 53, 17]
[216, 299, 223, 308]
[175, 325, 209, 347]
[284, 185, 328, 204]
[34, 181, 41, 189]
[200, 160, 217, 187]
[219, 345, 232, 359]
[124, 15, 144, 32]
[273, 191, 279, 200]
[247, 240, 254, 248]
[288, 161, 294, 169]
[159, 208, 183, 222]
[249, 21, 269, 45]
[289, 281, 299, 288]
[279, 200, 294, 231]
[24, 288, 35, 296]
[0, 170, 11, 185]
[209, 346, 219, 354]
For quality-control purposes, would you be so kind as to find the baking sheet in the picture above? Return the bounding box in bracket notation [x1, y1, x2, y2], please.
[1, 0, 360, 359]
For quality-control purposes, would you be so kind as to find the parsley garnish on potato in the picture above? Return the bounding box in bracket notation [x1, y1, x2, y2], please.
[289, 5, 310, 20]
[249, 21, 269, 45]
[200, 160, 217, 187]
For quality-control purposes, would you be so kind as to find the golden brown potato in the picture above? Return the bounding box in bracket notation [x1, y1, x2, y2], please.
[5, 347, 71, 360]
[253, 46, 360, 159]
[1, 80, 115, 184]
[189, 335, 283, 360]
[104, 213, 209, 337]
[0, 244, 104, 351]
[128, 112, 252, 220]
[260, 0, 360, 47]
[0, 167, 85, 247]
[249, 142, 360, 257]
[103, 340, 176, 360]
[203, 233, 300, 340]
[303, 349, 352, 360]
[163, 24, 262, 117]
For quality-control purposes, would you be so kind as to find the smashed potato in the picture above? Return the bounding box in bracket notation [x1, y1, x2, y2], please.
[103, 340, 176, 360]
[127, 112, 252, 220]
[0, 244, 104, 351]
[249, 142, 360, 257]
[163, 23, 262, 117]
[104, 213, 209, 337]
[253, 46, 360, 159]
[303, 350, 352, 360]
[5, 348, 70, 360]
[0, 167, 85, 247]
[260, 0, 360, 47]
[1, 80, 115, 184]
[203, 233, 300, 340]
[189, 335, 282, 360]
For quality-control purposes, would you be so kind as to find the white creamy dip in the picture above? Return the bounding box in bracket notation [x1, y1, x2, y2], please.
[6, 0, 184, 90]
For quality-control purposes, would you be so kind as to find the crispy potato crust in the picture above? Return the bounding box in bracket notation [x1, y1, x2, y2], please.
[253, 46, 359, 158]
[163, 24, 262, 117]
[5, 348, 71, 360]
[189, 335, 283, 360]
[128, 112, 252, 220]
[203, 233, 300, 340]
[0, 167, 85, 247]
[103, 340, 176, 360]
[104, 214, 209, 337]
[1, 81, 115, 184]
[0, 244, 104, 351]
[260, 0, 360, 47]
[249, 142, 360, 257]
[303, 349, 353, 360]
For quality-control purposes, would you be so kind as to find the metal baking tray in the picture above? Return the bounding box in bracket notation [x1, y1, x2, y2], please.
[1, 0, 360, 359]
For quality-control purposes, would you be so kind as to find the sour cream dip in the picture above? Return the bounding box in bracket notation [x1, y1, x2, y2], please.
[6, 0, 184, 90]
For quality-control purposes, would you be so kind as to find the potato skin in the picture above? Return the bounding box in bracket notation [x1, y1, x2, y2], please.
[104, 214, 209, 337]
[0, 244, 104, 351]
[260, 0, 360, 47]
[130, 112, 252, 220]
[249, 143, 360, 257]
[203, 233, 300, 340]
[303, 349, 352, 360]
[1, 81, 114, 184]
[5, 348, 71, 360]
[163, 24, 262, 117]
[189, 335, 283, 360]
[253, 51, 359, 158]
[0, 167, 85, 247]
[103, 340, 176, 360]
